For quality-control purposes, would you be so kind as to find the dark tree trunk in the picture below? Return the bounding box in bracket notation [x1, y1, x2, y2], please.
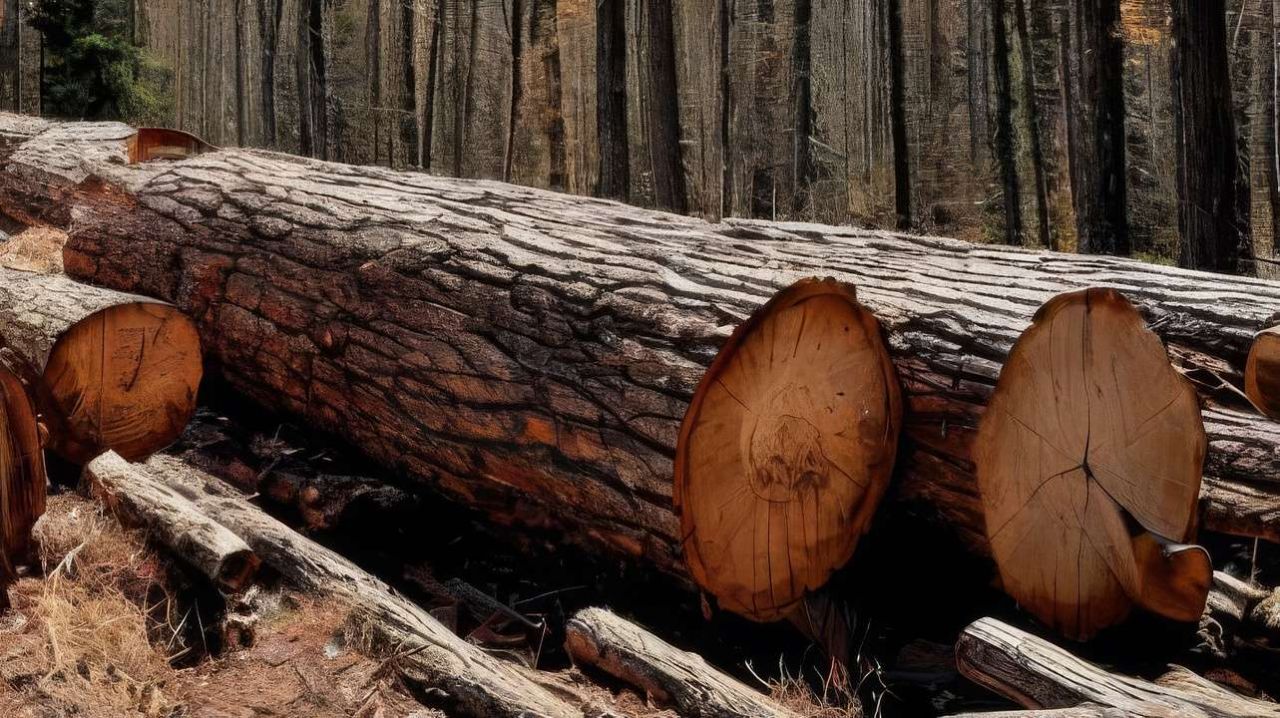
[596, 0, 628, 201]
[259, 0, 281, 145]
[991, 0, 1025, 246]
[1171, 0, 1248, 273]
[887, 0, 912, 229]
[644, 0, 687, 214]
[792, 0, 814, 216]
[1064, 0, 1128, 255]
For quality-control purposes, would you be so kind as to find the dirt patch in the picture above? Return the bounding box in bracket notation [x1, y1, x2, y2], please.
[0, 226, 67, 274]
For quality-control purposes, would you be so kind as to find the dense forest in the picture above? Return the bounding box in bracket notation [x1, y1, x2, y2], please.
[0, 0, 1272, 273]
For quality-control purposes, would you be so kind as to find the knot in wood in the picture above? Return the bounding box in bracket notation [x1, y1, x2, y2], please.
[748, 387, 826, 502]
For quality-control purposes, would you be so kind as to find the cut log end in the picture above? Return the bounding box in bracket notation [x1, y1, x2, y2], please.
[975, 288, 1207, 640]
[0, 367, 46, 585]
[675, 278, 902, 622]
[43, 302, 202, 464]
[1246, 326, 1280, 419]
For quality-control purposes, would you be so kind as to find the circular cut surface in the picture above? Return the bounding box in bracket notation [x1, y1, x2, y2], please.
[42, 302, 202, 464]
[975, 288, 1205, 640]
[675, 278, 901, 622]
[0, 367, 45, 580]
[1246, 328, 1280, 419]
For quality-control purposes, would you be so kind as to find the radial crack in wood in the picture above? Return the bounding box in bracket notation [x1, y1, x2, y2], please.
[0, 366, 45, 596]
[0, 267, 203, 464]
[974, 288, 1207, 639]
[956, 617, 1280, 717]
[675, 278, 901, 622]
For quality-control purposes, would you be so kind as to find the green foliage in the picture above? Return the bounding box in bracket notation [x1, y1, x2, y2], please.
[27, 0, 173, 124]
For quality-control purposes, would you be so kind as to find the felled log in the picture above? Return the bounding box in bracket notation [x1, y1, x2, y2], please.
[675, 279, 901, 621]
[82, 451, 258, 592]
[0, 365, 44, 598]
[955, 617, 1280, 717]
[973, 289, 1210, 639]
[0, 117, 133, 227]
[564, 607, 801, 718]
[9, 115, 1280, 579]
[0, 266, 202, 463]
[944, 707, 1131, 718]
[133, 453, 580, 718]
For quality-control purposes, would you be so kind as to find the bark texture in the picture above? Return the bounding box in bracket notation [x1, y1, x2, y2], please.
[138, 453, 581, 718]
[9, 117, 1280, 577]
[565, 607, 801, 717]
[956, 617, 1280, 717]
[84, 451, 259, 592]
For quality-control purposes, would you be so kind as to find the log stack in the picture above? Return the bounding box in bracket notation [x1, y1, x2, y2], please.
[4, 113, 1280, 631]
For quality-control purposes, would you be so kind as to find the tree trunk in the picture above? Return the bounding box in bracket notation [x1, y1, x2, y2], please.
[84, 451, 259, 592]
[135, 453, 581, 718]
[1171, 0, 1248, 273]
[10, 115, 1280, 580]
[565, 607, 802, 717]
[596, 0, 627, 200]
[0, 263, 202, 465]
[1063, 0, 1128, 255]
[956, 617, 1280, 716]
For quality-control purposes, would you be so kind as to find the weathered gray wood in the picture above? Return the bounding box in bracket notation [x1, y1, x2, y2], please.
[83, 451, 259, 592]
[944, 707, 1134, 718]
[565, 607, 800, 718]
[138, 453, 581, 718]
[956, 617, 1280, 717]
[9, 114, 1280, 577]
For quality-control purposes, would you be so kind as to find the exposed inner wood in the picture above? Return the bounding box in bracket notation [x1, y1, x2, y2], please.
[0, 365, 44, 589]
[128, 127, 216, 164]
[0, 266, 204, 464]
[1246, 326, 1280, 419]
[974, 288, 1207, 639]
[955, 617, 1280, 717]
[675, 278, 901, 622]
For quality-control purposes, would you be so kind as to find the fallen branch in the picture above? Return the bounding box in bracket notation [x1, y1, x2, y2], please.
[955, 617, 1280, 717]
[135, 453, 581, 718]
[565, 606, 801, 718]
[82, 451, 258, 592]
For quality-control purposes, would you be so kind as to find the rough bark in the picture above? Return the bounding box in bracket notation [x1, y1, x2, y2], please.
[0, 264, 202, 464]
[1172, 0, 1249, 273]
[596, 0, 628, 200]
[136, 453, 581, 718]
[944, 708, 1131, 718]
[84, 451, 259, 592]
[565, 607, 802, 717]
[11, 116, 1280, 577]
[956, 617, 1280, 717]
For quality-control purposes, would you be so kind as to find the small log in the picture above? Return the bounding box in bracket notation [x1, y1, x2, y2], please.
[0, 365, 45, 596]
[675, 278, 901, 621]
[565, 606, 801, 718]
[135, 454, 579, 718]
[82, 451, 258, 592]
[973, 289, 1210, 639]
[1206, 570, 1267, 624]
[1246, 326, 1280, 418]
[0, 266, 202, 463]
[955, 617, 1280, 717]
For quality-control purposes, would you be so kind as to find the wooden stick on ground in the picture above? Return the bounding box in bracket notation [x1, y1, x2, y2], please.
[82, 451, 258, 592]
[12, 114, 1280, 576]
[0, 365, 44, 602]
[565, 607, 801, 718]
[134, 453, 581, 718]
[955, 617, 1280, 717]
[0, 266, 202, 463]
[973, 289, 1210, 639]
[675, 278, 901, 622]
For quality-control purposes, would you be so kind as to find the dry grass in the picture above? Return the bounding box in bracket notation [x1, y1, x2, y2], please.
[762, 659, 866, 718]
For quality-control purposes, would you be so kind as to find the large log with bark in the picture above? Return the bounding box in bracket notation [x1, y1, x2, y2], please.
[133, 453, 582, 718]
[6, 114, 1280, 583]
[0, 265, 203, 464]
